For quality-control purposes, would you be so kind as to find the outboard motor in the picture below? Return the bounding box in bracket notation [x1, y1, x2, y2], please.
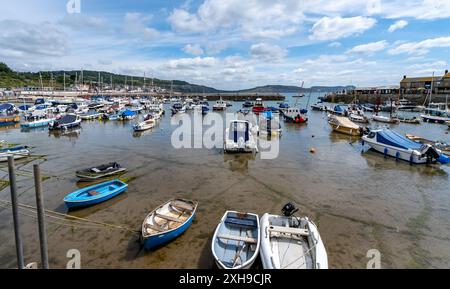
[281, 202, 298, 217]
[420, 144, 440, 161]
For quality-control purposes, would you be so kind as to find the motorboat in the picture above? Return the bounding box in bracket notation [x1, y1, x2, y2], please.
[361, 129, 450, 164]
[283, 108, 308, 123]
[252, 98, 266, 114]
[171, 102, 186, 114]
[328, 114, 362, 136]
[224, 120, 258, 153]
[260, 203, 328, 269]
[133, 118, 155, 132]
[372, 114, 400, 124]
[120, 110, 137, 120]
[213, 98, 227, 111]
[48, 114, 81, 130]
[21, 116, 55, 128]
[397, 98, 424, 112]
[211, 211, 260, 269]
[420, 103, 450, 124]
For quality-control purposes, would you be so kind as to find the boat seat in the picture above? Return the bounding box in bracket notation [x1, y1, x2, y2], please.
[145, 223, 165, 233]
[170, 201, 194, 212]
[88, 190, 100, 196]
[269, 225, 309, 236]
[155, 213, 183, 223]
[217, 234, 257, 244]
[225, 217, 257, 228]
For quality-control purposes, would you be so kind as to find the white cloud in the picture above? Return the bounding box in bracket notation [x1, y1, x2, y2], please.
[388, 20, 408, 32]
[0, 20, 68, 58]
[167, 0, 305, 39]
[166, 57, 218, 70]
[123, 12, 159, 39]
[182, 44, 204, 56]
[328, 42, 342, 48]
[347, 40, 388, 54]
[388, 37, 450, 55]
[250, 43, 287, 62]
[309, 16, 376, 41]
[59, 15, 109, 31]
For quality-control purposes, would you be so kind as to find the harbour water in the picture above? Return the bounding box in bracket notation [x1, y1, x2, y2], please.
[0, 93, 449, 268]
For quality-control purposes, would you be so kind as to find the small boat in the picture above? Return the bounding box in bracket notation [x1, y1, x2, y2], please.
[348, 112, 369, 124]
[252, 98, 266, 114]
[141, 199, 198, 250]
[328, 105, 347, 116]
[120, 110, 137, 120]
[398, 116, 421, 124]
[0, 146, 30, 162]
[76, 162, 127, 180]
[21, 116, 55, 128]
[372, 114, 400, 124]
[283, 108, 308, 123]
[213, 99, 227, 111]
[243, 100, 254, 108]
[310, 103, 326, 111]
[328, 114, 362, 136]
[0, 115, 20, 126]
[48, 114, 81, 130]
[64, 179, 128, 209]
[79, 112, 102, 120]
[224, 120, 258, 153]
[292, 94, 305, 98]
[133, 118, 155, 132]
[362, 129, 450, 164]
[171, 102, 186, 114]
[397, 98, 424, 112]
[211, 211, 260, 269]
[260, 203, 328, 269]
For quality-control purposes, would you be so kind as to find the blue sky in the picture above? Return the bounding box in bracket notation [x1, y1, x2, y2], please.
[0, 0, 449, 90]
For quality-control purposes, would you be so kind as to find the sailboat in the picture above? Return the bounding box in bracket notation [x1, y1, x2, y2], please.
[292, 81, 305, 97]
[420, 72, 450, 123]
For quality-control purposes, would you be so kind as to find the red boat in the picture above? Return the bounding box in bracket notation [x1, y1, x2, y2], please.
[252, 98, 267, 114]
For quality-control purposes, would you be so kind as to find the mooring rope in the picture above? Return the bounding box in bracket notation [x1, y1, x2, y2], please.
[0, 199, 139, 234]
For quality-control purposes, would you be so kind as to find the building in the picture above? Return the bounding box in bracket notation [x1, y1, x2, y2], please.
[400, 70, 450, 94]
[350, 86, 399, 96]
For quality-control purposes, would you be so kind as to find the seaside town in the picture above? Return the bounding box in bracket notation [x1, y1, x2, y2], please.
[1, 0, 449, 272]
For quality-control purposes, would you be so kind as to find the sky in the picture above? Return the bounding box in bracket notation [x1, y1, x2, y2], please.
[0, 0, 449, 90]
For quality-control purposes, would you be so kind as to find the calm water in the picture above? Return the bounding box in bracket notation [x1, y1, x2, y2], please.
[0, 93, 449, 269]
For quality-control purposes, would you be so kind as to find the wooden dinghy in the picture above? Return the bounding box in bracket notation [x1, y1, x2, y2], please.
[405, 134, 450, 156]
[141, 199, 198, 250]
[76, 162, 127, 181]
[211, 211, 260, 269]
[259, 203, 328, 269]
[64, 179, 128, 209]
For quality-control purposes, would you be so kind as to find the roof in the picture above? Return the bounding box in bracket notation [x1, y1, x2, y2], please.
[444, 73, 450, 78]
[401, 76, 442, 83]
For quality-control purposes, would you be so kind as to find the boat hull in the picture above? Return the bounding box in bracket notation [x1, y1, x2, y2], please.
[421, 115, 450, 124]
[142, 213, 195, 250]
[0, 147, 30, 162]
[329, 123, 361, 136]
[362, 135, 428, 164]
[64, 180, 128, 209]
[259, 213, 328, 269]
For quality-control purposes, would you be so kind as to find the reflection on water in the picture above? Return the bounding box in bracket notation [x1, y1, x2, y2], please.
[0, 94, 449, 269]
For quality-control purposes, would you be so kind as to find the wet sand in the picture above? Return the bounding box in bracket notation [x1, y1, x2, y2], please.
[0, 94, 449, 268]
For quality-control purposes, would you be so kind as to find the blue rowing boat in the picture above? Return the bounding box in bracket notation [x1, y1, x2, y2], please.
[141, 199, 198, 250]
[64, 179, 128, 209]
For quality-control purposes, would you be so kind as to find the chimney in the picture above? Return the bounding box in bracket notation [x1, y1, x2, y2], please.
[403, 75, 406, 79]
[446, 69, 449, 74]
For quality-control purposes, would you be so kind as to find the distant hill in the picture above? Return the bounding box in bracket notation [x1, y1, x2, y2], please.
[236, 85, 355, 93]
[0, 62, 354, 93]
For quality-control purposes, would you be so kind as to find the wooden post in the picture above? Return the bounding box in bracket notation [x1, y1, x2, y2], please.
[33, 164, 49, 269]
[7, 156, 24, 269]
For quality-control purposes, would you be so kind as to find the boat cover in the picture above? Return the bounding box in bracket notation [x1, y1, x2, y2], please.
[121, 110, 136, 117]
[376, 130, 422, 150]
[58, 114, 78, 124]
[0, 103, 14, 111]
[331, 116, 359, 129]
